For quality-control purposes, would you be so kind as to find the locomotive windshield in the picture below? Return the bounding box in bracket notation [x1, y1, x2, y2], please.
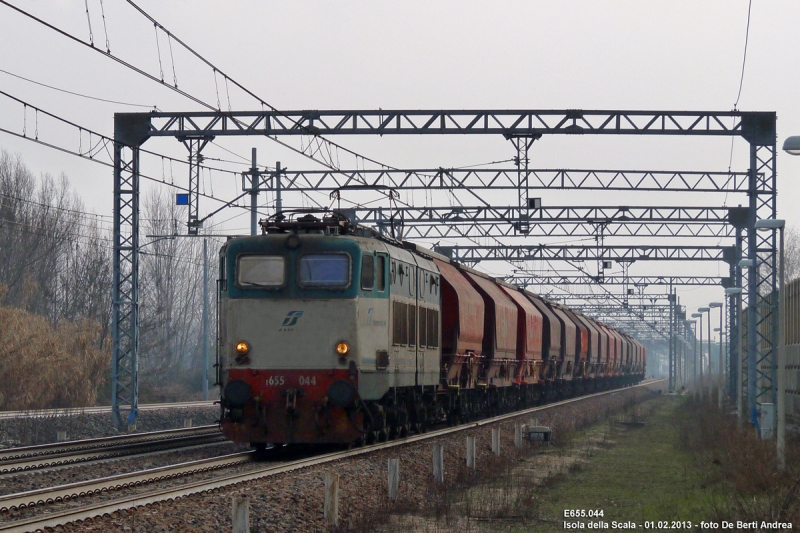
[237, 255, 285, 287]
[298, 253, 350, 288]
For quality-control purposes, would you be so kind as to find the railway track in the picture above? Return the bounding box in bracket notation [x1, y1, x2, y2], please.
[0, 451, 255, 513]
[0, 426, 224, 474]
[0, 401, 215, 420]
[0, 379, 665, 533]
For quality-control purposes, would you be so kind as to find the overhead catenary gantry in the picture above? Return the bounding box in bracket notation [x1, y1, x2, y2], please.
[505, 274, 725, 287]
[250, 167, 752, 193]
[438, 244, 727, 263]
[112, 108, 777, 429]
[336, 205, 736, 239]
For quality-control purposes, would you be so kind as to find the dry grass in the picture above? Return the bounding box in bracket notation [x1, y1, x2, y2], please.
[0, 305, 108, 409]
[337, 387, 662, 532]
[676, 394, 800, 526]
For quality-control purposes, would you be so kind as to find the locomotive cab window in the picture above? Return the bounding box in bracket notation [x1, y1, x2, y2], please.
[219, 255, 227, 291]
[237, 255, 284, 288]
[299, 253, 351, 288]
[361, 254, 374, 290]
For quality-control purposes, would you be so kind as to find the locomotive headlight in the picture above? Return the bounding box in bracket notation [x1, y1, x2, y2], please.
[336, 342, 349, 355]
[235, 341, 250, 355]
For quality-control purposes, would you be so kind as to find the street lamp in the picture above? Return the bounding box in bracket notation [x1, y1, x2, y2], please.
[755, 217, 786, 469]
[725, 286, 744, 428]
[782, 135, 800, 155]
[709, 301, 724, 408]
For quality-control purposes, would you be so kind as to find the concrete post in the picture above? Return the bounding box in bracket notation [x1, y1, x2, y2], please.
[466, 436, 476, 470]
[737, 291, 744, 429]
[250, 148, 258, 236]
[324, 473, 339, 526]
[777, 226, 786, 470]
[514, 423, 523, 448]
[388, 458, 399, 500]
[56, 430, 67, 442]
[491, 427, 501, 456]
[433, 443, 444, 483]
[183, 418, 193, 428]
[202, 237, 209, 401]
[232, 495, 249, 533]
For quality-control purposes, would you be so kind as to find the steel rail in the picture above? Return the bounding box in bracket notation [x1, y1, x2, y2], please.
[0, 441, 231, 482]
[0, 379, 665, 533]
[0, 452, 254, 513]
[0, 434, 227, 475]
[0, 426, 219, 462]
[0, 401, 215, 420]
[0, 425, 220, 469]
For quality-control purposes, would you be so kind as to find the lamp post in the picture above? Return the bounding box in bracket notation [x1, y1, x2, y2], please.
[699, 307, 711, 396]
[738, 258, 756, 425]
[777, 134, 797, 464]
[755, 217, 786, 469]
[725, 287, 744, 427]
[714, 326, 724, 409]
[687, 320, 697, 385]
[710, 302, 723, 408]
[691, 312, 704, 394]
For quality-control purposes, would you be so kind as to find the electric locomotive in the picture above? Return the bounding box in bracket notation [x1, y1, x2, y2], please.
[216, 210, 645, 448]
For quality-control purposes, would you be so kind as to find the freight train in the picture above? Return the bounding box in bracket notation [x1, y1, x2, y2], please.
[216, 210, 645, 448]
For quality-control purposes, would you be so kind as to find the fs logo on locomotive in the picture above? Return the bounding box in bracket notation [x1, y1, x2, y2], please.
[279, 310, 304, 331]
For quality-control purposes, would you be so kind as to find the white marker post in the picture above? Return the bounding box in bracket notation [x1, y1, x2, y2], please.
[466, 436, 476, 470]
[324, 473, 339, 526]
[232, 495, 249, 533]
[433, 443, 444, 483]
[388, 458, 399, 500]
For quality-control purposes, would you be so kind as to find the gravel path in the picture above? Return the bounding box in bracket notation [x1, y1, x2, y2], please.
[0, 407, 219, 449]
[52, 384, 662, 533]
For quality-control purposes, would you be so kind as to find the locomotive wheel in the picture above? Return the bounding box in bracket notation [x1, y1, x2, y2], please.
[251, 442, 268, 456]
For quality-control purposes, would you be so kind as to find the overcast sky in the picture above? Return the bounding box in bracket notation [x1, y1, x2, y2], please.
[2, 1, 799, 340]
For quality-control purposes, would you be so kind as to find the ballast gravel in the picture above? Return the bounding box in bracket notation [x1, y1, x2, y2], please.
[53, 383, 663, 533]
[0, 406, 219, 449]
[0, 441, 249, 497]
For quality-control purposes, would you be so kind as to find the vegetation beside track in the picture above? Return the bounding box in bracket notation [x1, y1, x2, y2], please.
[364, 389, 799, 532]
[523, 394, 800, 532]
[0, 304, 106, 411]
[521, 395, 717, 532]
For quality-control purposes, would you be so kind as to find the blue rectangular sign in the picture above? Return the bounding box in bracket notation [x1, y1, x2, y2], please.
[176, 193, 189, 205]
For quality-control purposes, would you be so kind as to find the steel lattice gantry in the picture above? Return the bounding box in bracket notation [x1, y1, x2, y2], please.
[112, 108, 777, 428]
[257, 168, 751, 192]
[339, 205, 735, 239]
[438, 244, 727, 263]
[111, 142, 139, 428]
[505, 274, 725, 286]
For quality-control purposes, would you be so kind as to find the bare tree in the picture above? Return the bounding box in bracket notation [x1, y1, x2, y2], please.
[138, 190, 216, 400]
[0, 150, 110, 334]
[785, 225, 800, 282]
[0, 149, 219, 403]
